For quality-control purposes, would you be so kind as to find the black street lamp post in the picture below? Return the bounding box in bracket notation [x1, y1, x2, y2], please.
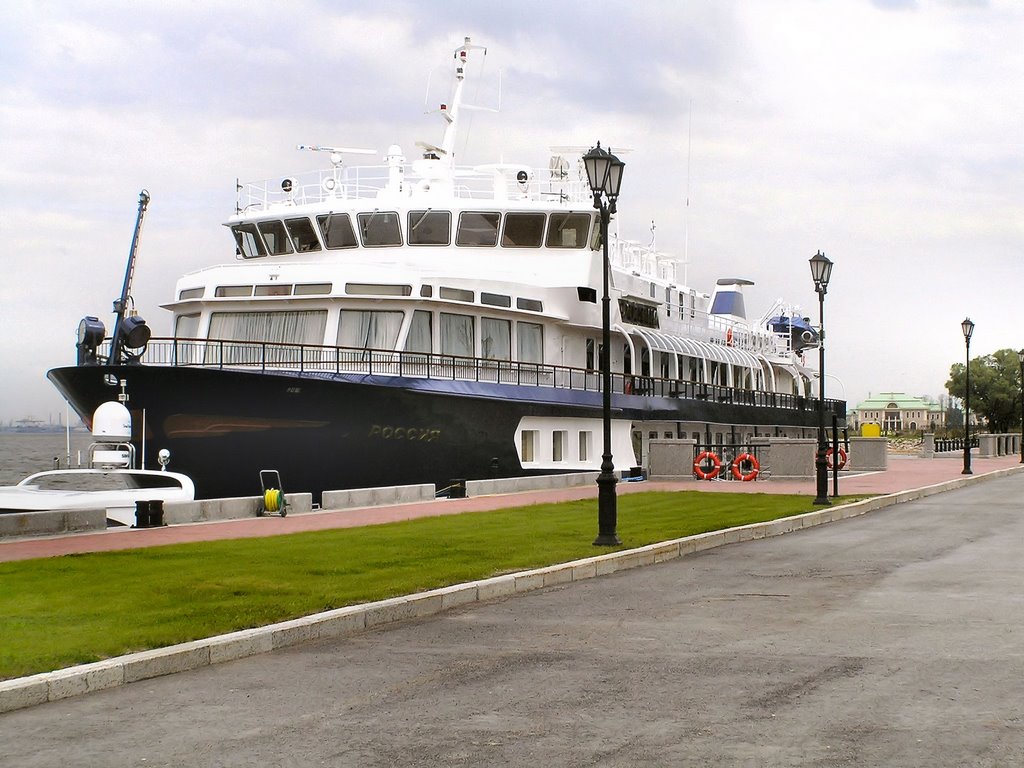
[1018, 348, 1023, 464]
[582, 142, 624, 546]
[961, 317, 974, 475]
[809, 251, 833, 506]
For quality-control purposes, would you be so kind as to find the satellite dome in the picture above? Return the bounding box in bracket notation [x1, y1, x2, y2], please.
[92, 401, 132, 440]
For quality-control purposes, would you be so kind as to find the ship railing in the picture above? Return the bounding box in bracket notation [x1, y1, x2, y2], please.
[125, 338, 844, 417]
[235, 165, 593, 213]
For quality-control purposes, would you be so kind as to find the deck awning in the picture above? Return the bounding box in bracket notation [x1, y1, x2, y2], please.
[632, 328, 761, 370]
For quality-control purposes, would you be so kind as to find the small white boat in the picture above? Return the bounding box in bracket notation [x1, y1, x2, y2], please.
[0, 468, 196, 527]
[0, 401, 195, 527]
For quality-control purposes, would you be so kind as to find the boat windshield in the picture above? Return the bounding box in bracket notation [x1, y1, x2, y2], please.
[23, 472, 186, 492]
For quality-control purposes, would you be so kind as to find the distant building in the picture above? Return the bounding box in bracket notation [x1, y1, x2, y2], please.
[851, 392, 946, 434]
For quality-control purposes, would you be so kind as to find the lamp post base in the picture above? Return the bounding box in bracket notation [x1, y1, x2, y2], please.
[813, 450, 831, 506]
[593, 467, 620, 546]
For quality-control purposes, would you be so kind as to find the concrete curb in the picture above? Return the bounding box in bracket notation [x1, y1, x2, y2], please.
[3, 464, 1021, 715]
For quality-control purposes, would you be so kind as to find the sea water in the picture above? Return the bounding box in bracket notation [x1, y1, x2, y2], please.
[0, 433, 98, 485]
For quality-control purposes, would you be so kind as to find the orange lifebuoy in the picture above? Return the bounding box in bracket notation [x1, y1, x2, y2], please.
[731, 452, 760, 481]
[826, 447, 847, 469]
[726, 328, 734, 346]
[693, 450, 722, 480]
[624, 378, 633, 395]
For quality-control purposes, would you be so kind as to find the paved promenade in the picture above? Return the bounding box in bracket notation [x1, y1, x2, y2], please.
[1, 454, 1020, 562]
[1, 462, 1023, 766]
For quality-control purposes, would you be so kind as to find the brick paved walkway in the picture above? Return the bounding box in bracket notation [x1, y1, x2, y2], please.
[1, 454, 1020, 563]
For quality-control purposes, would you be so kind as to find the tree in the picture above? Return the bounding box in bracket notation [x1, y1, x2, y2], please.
[946, 348, 1023, 434]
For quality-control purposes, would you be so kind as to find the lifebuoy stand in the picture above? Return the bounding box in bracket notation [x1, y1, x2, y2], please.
[730, 452, 760, 481]
[825, 447, 848, 470]
[693, 450, 722, 480]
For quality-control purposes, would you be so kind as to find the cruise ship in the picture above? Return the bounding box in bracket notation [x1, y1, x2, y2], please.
[48, 37, 845, 501]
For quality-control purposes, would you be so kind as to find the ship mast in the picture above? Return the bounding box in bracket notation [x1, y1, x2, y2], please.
[109, 189, 150, 364]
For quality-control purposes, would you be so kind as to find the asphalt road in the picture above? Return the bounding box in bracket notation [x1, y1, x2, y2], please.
[2, 474, 1023, 767]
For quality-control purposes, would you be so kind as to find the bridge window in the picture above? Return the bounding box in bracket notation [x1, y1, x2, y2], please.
[501, 212, 545, 247]
[516, 297, 544, 312]
[456, 211, 500, 246]
[178, 287, 204, 300]
[357, 211, 402, 247]
[408, 210, 451, 245]
[257, 220, 294, 256]
[231, 223, 267, 259]
[316, 213, 358, 249]
[285, 217, 322, 253]
[546, 213, 591, 248]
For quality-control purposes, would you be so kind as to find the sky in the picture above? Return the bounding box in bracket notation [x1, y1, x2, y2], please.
[1, 0, 1022, 424]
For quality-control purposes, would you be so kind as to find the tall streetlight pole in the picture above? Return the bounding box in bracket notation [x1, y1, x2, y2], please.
[582, 143, 624, 546]
[961, 317, 974, 475]
[1018, 348, 1023, 464]
[809, 251, 833, 506]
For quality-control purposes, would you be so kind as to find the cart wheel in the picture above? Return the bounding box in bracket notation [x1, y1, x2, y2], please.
[280, 508, 288, 518]
[256, 508, 264, 517]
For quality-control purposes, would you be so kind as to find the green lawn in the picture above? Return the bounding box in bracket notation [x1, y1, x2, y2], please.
[0, 491, 854, 680]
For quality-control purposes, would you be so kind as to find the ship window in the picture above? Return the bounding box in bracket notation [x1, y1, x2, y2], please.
[439, 287, 474, 303]
[178, 287, 204, 300]
[285, 217, 322, 253]
[255, 284, 292, 296]
[293, 283, 332, 295]
[408, 210, 451, 246]
[215, 285, 253, 297]
[517, 322, 543, 363]
[420, 285, 433, 297]
[406, 310, 432, 353]
[440, 313, 474, 357]
[481, 317, 511, 361]
[174, 313, 200, 339]
[257, 220, 294, 256]
[231, 223, 268, 259]
[516, 298, 543, 312]
[552, 431, 567, 462]
[546, 213, 591, 248]
[338, 310, 404, 351]
[456, 211, 500, 246]
[579, 431, 592, 462]
[501, 212, 545, 247]
[481, 292, 511, 308]
[345, 283, 413, 296]
[521, 430, 538, 463]
[316, 213, 358, 249]
[357, 211, 402, 247]
[207, 310, 327, 363]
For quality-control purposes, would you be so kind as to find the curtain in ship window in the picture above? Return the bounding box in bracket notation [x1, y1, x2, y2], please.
[337, 310, 403, 350]
[517, 322, 543, 363]
[406, 310, 432, 353]
[207, 310, 327, 364]
[481, 318, 511, 361]
[440, 313, 474, 357]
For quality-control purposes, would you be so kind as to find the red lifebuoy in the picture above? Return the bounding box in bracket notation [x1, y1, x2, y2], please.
[726, 328, 734, 346]
[693, 451, 722, 480]
[825, 447, 847, 469]
[731, 452, 760, 481]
